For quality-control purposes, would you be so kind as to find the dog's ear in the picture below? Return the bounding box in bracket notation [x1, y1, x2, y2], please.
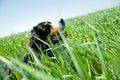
[59, 19, 65, 26]
[58, 18, 65, 30]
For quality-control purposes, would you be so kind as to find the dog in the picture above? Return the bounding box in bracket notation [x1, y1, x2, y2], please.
[0, 19, 68, 80]
[22, 18, 68, 63]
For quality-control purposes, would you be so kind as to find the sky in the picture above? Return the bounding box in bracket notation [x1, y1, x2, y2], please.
[0, 0, 120, 38]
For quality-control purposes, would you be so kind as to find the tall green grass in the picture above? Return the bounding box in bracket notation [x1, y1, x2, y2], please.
[0, 6, 120, 80]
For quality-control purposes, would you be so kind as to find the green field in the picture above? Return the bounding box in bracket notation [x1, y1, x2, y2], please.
[0, 6, 120, 80]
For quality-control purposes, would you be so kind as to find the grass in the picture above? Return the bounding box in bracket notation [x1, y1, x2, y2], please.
[0, 6, 120, 80]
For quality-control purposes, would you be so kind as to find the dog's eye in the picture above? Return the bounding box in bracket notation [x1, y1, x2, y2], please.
[44, 25, 51, 31]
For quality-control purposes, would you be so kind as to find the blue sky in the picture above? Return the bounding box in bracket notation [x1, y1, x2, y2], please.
[0, 0, 120, 38]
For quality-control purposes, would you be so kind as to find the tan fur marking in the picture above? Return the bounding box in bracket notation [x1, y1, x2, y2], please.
[49, 27, 59, 37]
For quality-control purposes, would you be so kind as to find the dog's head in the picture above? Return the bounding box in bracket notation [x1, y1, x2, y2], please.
[29, 19, 67, 59]
[31, 19, 68, 44]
